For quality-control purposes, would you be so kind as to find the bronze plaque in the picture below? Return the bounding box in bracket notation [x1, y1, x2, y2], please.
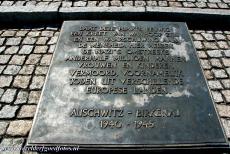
[27, 21, 228, 150]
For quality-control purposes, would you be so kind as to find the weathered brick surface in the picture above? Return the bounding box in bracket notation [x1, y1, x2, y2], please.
[6, 120, 32, 136]
[0, 26, 58, 153]
[0, 0, 230, 10]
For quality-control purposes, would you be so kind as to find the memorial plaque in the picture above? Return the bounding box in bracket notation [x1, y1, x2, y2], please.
[27, 21, 228, 150]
